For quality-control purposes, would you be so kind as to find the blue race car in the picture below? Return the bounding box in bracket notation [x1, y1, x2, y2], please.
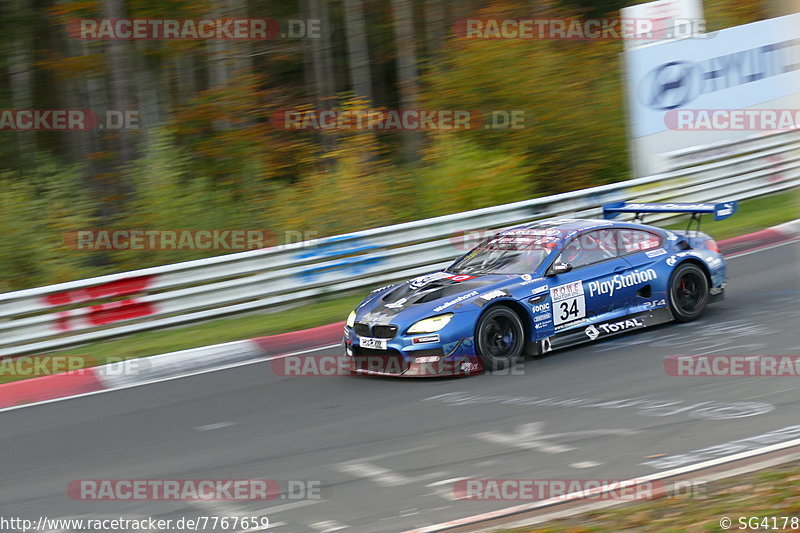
[343, 201, 737, 377]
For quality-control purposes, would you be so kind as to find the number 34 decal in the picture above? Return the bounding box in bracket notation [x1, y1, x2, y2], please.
[558, 299, 581, 321]
[550, 282, 586, 326]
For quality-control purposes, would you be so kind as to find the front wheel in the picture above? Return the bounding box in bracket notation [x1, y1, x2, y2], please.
[475, 306, 525, 371]
[669, 263, 710, 322]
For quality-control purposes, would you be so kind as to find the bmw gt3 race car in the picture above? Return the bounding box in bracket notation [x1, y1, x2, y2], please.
[343, 201, 737, 377]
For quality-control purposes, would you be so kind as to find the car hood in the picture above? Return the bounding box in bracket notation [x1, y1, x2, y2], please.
[355, 271, 540, 326]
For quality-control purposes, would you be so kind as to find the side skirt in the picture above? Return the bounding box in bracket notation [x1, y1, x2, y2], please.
[546, 307, 674, 352]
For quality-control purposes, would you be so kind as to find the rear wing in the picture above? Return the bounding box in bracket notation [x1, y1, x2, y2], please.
[602, 201, 738, 221]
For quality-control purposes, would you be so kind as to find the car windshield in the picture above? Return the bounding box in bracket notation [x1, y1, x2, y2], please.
[447, 234, 559, 275]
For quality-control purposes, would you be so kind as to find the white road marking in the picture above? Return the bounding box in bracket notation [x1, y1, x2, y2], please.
[336, 457, 447, 487]
[355, 444, 436, 462]
[336, 462, 413, 487]
[250, 499, 321, 515]
[424, 477, 466, 501]
[425, 477, 466, 488]
[475, 422, 638, 453]
[570, 461, 602, 469]
[309, 520, 349, 532]
[196, 421, 236, 431]
[190, 500, 246, 517]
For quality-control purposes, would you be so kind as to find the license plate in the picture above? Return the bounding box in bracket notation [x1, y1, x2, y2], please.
[359, 337, 387, 350]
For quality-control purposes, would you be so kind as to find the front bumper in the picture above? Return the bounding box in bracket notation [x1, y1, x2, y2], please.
[343, 325, 482, 377]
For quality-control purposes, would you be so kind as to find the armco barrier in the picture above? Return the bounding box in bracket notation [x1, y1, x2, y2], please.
[0, 129, 798, 357]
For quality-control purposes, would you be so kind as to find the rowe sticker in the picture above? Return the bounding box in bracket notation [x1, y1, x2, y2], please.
[550, 281, 586, 327]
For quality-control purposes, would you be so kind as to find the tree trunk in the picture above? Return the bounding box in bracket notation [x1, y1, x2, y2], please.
[424, 0, 446, 59]
[7, 0, 35, 156]
[174, 53, 197, 106]
[208, 0, 232, 130]
[343, 0, 373, 103]
[391, 0, 423, 162]
[133, 42, 164, 150]
[228, 0, 253, 76]
[308, 0, 337, 108]
[308, 0, 337, 152]
[101, 0, 137, 163]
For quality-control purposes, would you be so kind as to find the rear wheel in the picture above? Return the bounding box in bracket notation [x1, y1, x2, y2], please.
[475, 306, 524, 371]
[669, 263, 709, 322]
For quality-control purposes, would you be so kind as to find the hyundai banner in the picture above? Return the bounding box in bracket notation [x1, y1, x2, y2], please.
[625, 13, 800, 176]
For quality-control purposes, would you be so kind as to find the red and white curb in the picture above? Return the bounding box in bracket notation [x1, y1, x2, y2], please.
[719, 219, 800, 256]
[0, 322, 344, 410]
[0, 220, 798, 411]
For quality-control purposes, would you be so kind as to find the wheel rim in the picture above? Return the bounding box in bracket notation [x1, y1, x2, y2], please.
[674, 271, 705, 313]
[480, 315, 519, 358]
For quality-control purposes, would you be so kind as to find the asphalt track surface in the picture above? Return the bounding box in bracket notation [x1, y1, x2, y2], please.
[1, 242, 798, 533]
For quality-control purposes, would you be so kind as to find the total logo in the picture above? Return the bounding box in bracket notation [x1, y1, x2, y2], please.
[585, 318, 644, 340]
[587, 269, 658, 297]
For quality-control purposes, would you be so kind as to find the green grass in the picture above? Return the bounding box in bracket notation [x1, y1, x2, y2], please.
[5, 188, 798, 385]
[497, 460, 800, 533]
[664, 188, 800, 241]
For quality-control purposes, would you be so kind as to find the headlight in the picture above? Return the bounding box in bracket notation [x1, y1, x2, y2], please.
[407, 314, 453, 334]
[346, 310, 357, 329]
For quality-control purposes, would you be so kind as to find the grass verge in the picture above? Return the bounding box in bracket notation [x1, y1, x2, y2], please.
[4, 188, 797, 385]
[497, 459, 800, 532]
[664, 188, 800, 241]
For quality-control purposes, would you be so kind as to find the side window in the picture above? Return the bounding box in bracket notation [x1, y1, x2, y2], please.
[557, 229, 620, 269]
[618, 229, 663, 255]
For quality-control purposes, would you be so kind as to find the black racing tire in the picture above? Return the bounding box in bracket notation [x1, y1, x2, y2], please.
[668, 262, 710, 322]
[475, 306, 525, 371]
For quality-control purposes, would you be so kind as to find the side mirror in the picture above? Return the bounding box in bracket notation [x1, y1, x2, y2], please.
[549, 262, 573, 276]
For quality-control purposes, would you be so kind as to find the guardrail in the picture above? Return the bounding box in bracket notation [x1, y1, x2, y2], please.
[1, 129, 798, 356]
